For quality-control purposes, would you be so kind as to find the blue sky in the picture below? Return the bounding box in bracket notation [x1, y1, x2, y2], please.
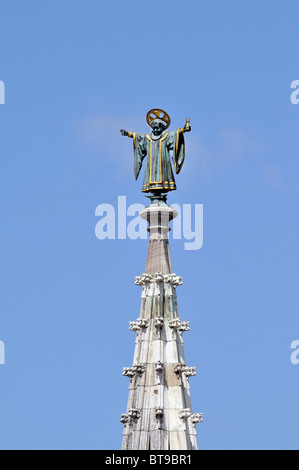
[0, 0, 298, 450]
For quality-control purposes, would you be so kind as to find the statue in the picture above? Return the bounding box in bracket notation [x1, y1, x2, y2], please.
[120, 109, 191, 203]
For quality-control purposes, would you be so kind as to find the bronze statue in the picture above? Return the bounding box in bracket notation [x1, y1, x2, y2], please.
[121, 109, 191, 202]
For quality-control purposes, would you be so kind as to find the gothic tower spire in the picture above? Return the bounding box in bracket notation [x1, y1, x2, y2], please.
[121, 202, 202, 450]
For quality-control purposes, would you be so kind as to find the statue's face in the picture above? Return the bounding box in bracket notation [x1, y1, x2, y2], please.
[152, 121, 165, 136]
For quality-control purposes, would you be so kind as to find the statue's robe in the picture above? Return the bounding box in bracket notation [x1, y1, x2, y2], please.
[131, 129, 185, 193]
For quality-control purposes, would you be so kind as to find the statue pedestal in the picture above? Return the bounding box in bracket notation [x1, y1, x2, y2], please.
[140, 205, 178, 275]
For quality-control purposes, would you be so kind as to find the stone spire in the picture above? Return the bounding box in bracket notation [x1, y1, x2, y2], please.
[121, 203, 202, 450]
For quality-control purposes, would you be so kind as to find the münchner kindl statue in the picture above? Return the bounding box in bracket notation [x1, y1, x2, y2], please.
[120, 109, 191, 202]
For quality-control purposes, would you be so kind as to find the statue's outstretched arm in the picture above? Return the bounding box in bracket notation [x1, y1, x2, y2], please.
[178, 119, 191, 134]
[120, 129, 134, 138]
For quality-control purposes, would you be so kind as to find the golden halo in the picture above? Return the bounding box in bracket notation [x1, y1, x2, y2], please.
[146, 108, 171, 130]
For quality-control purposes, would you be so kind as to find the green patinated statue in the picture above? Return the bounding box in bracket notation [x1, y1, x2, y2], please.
[120, 109, 191, 200]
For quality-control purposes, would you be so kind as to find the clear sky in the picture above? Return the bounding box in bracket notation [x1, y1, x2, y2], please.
[0, 0, 298, 450]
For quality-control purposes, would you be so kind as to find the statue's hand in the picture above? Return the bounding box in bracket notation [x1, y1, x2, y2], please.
[183, 124, 191, 133]
[120, 129, 129, 136]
